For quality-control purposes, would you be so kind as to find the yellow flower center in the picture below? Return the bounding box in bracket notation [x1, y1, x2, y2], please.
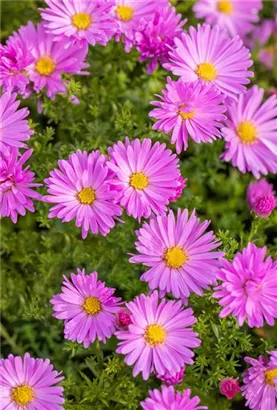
[164, 246, 188, 269]
[12, 384, 34, 406]
[116, 5, 133, 21]
[178, 104, 195, 120]
[145, 324, 166, 347]
[237, 121, 257, 144]
[72, 12, 91, 30]
[265, 45, 275, 54]
[265, 368, 277, 386]
[36, 56, 56, 76]
[130, 172, 149, 190]
[217, 0, 233, 14]
[83, 297, 102, 315]
[77, 187, 96, 205]
[197, 63, 217, 81]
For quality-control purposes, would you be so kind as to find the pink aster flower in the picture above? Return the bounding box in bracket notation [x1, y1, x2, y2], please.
[116, 291, 201, 380]
[193, 0, 262, 38]
[116, 307, 132, 328]
[247, 179, 276, 218]
[164, 24, 253, 101]
[214, 242, 277, 328]
[17, 22, 89, 99]
[107, 138, 182, 220]
[169, 176, 187, 202]
[241, 351, 277, 410]
[141, 386, 207, 410]
[130, 208, 224, 300]
[219, 377, 240, 400]
[134, 7, 186, 74]
[157, 366, 185, 385]
[44, 150, 122, 239]
[40, 0, 116, 47]
[0, 148, 41, 223]
[221, 86, 277, 178]
[150, 79, 226, 153]
[0, 353, 64, 410]
[51, 269, 122, 347]
[0, 91, 34, 155]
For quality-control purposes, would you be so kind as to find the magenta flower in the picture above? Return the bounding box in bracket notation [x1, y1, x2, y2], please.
[40, 0, 116, 47]
[242, 351, 277, 410]
[116, 307, 132, 328]
[169, 176, 187, 202]
[219, 377, 240, 400]
[0, 353, 64, 410]
[221, 86, 277, 178]
[51, 269, 122, 348]
[130, 208, 224, 300]
[135, 7, 186, 74]
[141, 386, 207, 410]
[214, 243, 277, 328]
[116, 291, 200, 380]
[107, 138, 182, 220]
[44, 150, 122, 239]
[247, 179, 276, 218]
[164, 24, 253, 101]
[0, 92, 34, 155]
[0, 148, 41, 223]
[150, 79, 226, 153]
[157, 367, 185, 386]
[17, 22, 89, 99]
[193, 0, 262, 38]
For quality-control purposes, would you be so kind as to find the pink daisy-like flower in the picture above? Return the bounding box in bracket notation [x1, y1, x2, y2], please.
[107, 138, 182, 220]
[150, 79, 226, 153]
[16, 22, 89, 99]
[221, 86, 277, 178]
[0, 353, 64, 410]
[51, 268, 122, 347]
[157, 366, 185, 386]
[0, 91, 34, 155]
[116, 291, 201, 380]
[0, 148, 41, 223]
[164, 24, 253, 101]
[219, 377, 240, 400]
[193, 0, 262, 38]
[44, 150, 123, 239]
[247, 179, 276, 218]
[40, 0, 116, 47]
[130, 208, 224, 300]
[214, 242, 277, 328]
[135, 7, 186, 74]
[241, 351, 277, 410]
[141, 385, 207, 410]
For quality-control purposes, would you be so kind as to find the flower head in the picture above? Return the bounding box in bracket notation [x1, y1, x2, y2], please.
[164, 24, 253, 101]
[44, 150, 123, 239]
[0, 148, 41, 223]
[214, 243, 277, 328]
[0, 353, 64, 410]
[157, 367, 185, 385]
[116, 291, 201, 380]
[116, 307, 132, 328]
[141, 385, 207, 410]
[150, 78, 226, 152]
[221, 86, 277, 178]
[219, 377, 240, 400]
[247, 179, 276, 218]
[242, 351, 277, 410]
[51, 269, 122, 347]
[0, 91, 34, 155]
[130, 208, 224, 300]
[107, 138, 182, 219]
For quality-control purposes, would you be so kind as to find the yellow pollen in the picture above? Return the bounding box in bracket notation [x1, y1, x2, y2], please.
[217, 0, 233, 14]
[83, 297, 102, 315]
[197, 63, 217, 81]
[237, 121, 257, 144]
[265, 368, 277, 386]
[164, 246, 188, 269]
[265, 45, 275, 54]
[12, 384, 34, 406]
[36, 56, 56, 76]
[72, 12, 91, 30]
[77, 187, 96, 205]
[145, 324, 166, 347]
[130, 172, 149, 190]
[178, 104, 195, 120]
[116, 5, 133, 21]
